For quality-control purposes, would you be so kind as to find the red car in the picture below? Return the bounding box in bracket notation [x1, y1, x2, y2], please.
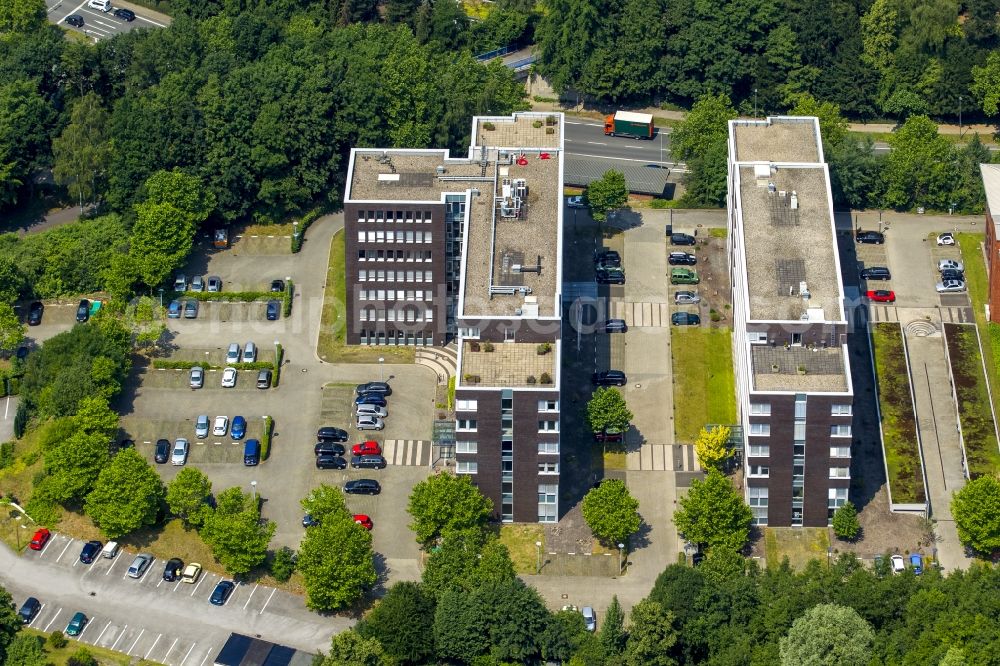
[29, 528, 50, 551]
[593, 429, 625, 443]
[352, 440, 382, 456]
[353, 514, 373, 530]
[867, 290, 896, 303]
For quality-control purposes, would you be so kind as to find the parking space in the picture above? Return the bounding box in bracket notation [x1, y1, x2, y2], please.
[169, 300, 279, 324]
[45, 0, 168, 41]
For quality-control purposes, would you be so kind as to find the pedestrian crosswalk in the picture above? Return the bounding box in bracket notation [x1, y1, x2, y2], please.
[382, 439, 431, 466]
[626, 444, 701, 471]
[609, 302, 672, 327]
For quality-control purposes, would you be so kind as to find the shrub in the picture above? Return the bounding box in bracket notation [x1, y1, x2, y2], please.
[532, 120, 543, 128]
[469, 341, 481, 352]
[464, 374, 481, 383]
[540, 372, 553, 384]
[291, 208, 322, 253]
[271, 546, 296, 582]
[482, 341, 495, 352]
[283, 280, 294, 317]
[546, 115, 557, 126]
[67, 648, 98, 666]
[546, 127, 555, 134]
[273, 343, 283, 387]
[152, 360, 212, 370]
[13, 400, 27, 438]
[710, 309, 721, 322]
[0, 442, 14, 469]
[49, 631, 68, 648]
[537, 342, 551, 355]
[25, 496, 60, 526]
[832, 501, 861, 540]
[483, 122, 495, 131]
[650, 199, 671, 209]
[184, 291, 271, 302]
[526, 375, 537, 384]
[261, 416, 274, 461]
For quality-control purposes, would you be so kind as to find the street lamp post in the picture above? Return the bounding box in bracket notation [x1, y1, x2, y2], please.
[754, 88, 758, 118]
[959, 95, 963, 138]
[379, 357, 385, 383]
[158, 287, 164, 308]
[535, 541, 542, 574]
[617, 543, 625, 575]
[251, 480, 257, 505]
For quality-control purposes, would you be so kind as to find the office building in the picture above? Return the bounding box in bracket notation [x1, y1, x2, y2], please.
[980, 164, 1000, 322]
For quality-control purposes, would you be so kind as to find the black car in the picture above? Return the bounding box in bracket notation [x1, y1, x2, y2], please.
[76, 299, 90, 322]
[596, 269, 626, 285]
[592, 370, 627, 386]
[18, 597, 40, 624]
[317, 427, 350, 442]
[270, 279, 285, 292]
[210, 580, 235, 606]
[670, 232, 696, 246]
[351, 454, 387, 469]
[66, 14, 84, 26]
[940, 269, 965, 281]
[154, 439, 171, 464]
[315, 441, 346, 456]
[355, 394, 387, 408]
[79, 540, 102, 564]
[594, 250, 621, 268]
[162, 558, 184, 582]
[671, 312, 701, 326]
[604, 319, 628, 333]
[110, 438, 134, 455]
[855, 230, 885, 244]
[113, 7, 135, 20]
[668, 252, 697, 266]
[316, 454, 348, 470]
[859, 267, 891, 281]
[345, 479, 382, 495]
[266, 300, 280, 320]
[27, 301, 43, 326]
[356, 382, 392, 396]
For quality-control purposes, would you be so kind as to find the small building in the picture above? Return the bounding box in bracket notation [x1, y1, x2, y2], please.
[980, 164, 1000, 322]
[213, 633, 314, 666]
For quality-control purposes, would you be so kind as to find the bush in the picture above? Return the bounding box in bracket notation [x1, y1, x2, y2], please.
[546, 127, 555, 134]
[49, 631, 68, 648]
[67, 648, 98, 666]
[537, 342, 551, 355]
[271, 546, 296, 582]
[482, 341, 495, 352]
[261, 415, 274, 461]
[526, 375, 537, 384]
[532, 120, 543, 128]
[832, 501, 860, 540]
[283, 280, 294, 317]
[273, 343, 283, 387]
[464, 374, 481, 383]
[0, 442, 14, 469]
[152, 360, 212, 370]
[183, 291, 271, 302]
[25, 496, 60, 526]
[483, 122, 496, 131]
[469, 341, 481, 352]
[291, 208, 322, 253]
[540, 372, 553, 384]
[13, 400, 27, 438]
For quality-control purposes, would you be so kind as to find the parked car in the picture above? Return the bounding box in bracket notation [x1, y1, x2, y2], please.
[355, 404, 388, 418]
[302, 514, 319, 527]
[87, 0, 111, 11]
[189, 366, 204, 389]
[243, 439, 260, 466]
[674, 291, 701, 305]
[29, 528, 50, 551]
[668, 252, 697, 266]
[316, 454, 348, 469]
[670, 232, 696, 246]
[18, 597, 40, 624]
[317, 427, 350, 442]
[582, 606, 596, 632]
[206, 276, 222, 292]
[76, 299, 90, 322]
[672, 312, 701, 326]
[593, 249, 621, 267]
[65, 612, 87, 636]
[936, 232, 955, 246]
[592, 370, 627, 386]
[939, 269, 965, 281]
[221, 367, 237, 387]
[210, 580, 235, 606]
[184, 300, 198, 319]
[356, 415, 385, 431]
[593, 428, 625, 443]
[351, 454, 387, 469]
[190, 275, 204, 292]
[242, 341, 257, 363]
[256, 369, 272, 389]
[670, 268, 699, 285]
[231, 416, 246, 440]
[226, 343, 241, 364]
[910, 553, 924, 574]
[859, 267, 891, 281]
[315, 441, 346, 456]
[27, 301, 43, 326]
[356, 382, 392, 396]
[866, 290, 896, 303]
[173, 274, 187, 291]
[890, 554, 906, 574]
[355, 394, 387, 407]
[352, 441, 382, 456]
[126, 553, 153, 578]
[938, 259, 964, 272]
[212, 415, 229, 437]
[79, 540, 102, 564]
[344, 479, 381, 495]
[266, 300, 280, 320]
[162, 558, 183, 582]
[566, 195, 585, 209]
[195, 415, 210, 439]
[855, 230, 885, 244]
[167, 300, 182, 318]
[181, 563, 202, 583]
[113, 8, 135, 21]
[596, 268, 626, 285]
[154, 439, 170, 464]
[270, 279, 285, 292]
[171, 439, 189, 465]
[604, 319, 628, 333]
[354, 514, 373, 530]
[65, 14, 84, 26]
[936, 279, 966, 293]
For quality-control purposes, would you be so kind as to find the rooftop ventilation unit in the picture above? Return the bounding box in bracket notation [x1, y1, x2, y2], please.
[436, 165, 446, 175]
[790, 190, 799, 210]
[799, 281, 810, 299]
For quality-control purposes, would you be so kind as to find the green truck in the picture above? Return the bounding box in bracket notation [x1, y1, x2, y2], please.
[603, 111, 655, 139]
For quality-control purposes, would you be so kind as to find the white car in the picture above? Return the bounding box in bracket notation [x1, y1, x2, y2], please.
[356, 415, 385, 431]
[674, 291, 701, 305]
[938, 259, 964, 272]
[355, 404, 388, 418]
[936, 232, 955, 246]
[890, 554, 906, 574]
[936, 279, 966, 293]
[566, 196, 585, 209]
[87, 0, 112, 11]
[226, 343, 241, 364]
[212, 416, 229, 437]
[171, 438, 189, 465]
[221, 367, 237, 387]
[582, 606, 596, 632]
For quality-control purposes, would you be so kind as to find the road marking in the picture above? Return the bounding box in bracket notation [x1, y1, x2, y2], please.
[164, 637, 179, 662]
[199, 648, 213, 666]
[156, 577, 163, 588]
[128, 628, 144, 654]
[568, 151, 685, 166]
[106, 555, 121, 575]
[55, 538, 74, 562]
[43, 608, 61, 632]
[37, 535, 55, 557]
[57, 0, 88, 24]
[29, 603, 44, 626]
[258, 588, 276, 615]
[135, 14, 167, 27]
[565, 121, 604, 127]
[242, 584, 258, 609]
[145, 634, 162, 660]
[4, 395, 10, 418]
[191, 573, 208, 596]
[173, 580, 182, 592]
[78, 617, 97, 640]
[111, 625, 128, 650]
[95, 620, 112, 644]
[180, 642, 197, 665]
[586, 141, 608, 146]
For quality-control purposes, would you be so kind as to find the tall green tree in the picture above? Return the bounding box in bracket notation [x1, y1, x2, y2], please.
[407, 472, 492, 547]
[671, 94, 737, 163]
[298, 514, 376, 611]
[622, 600, 678, 666]
[673, 468, 753, 552]
[779, 603, 874, 666]
[832, 501, 861, 540]
[0, 79, 49, 207]
[301, 483, 350, 524]
[356, 582, 435, 665]
[0, 0, 45, 33]
[971, 51, 1000, 117]
[200, 487, 275, 576]
[600, 595, 626, 656]
[4, 633, 46, 666]
[534, 0, 601, 92]
[85, 448, 165, 538]
[882, 115, 957, 210]
[52, 93, 111, 210]
[166, 467, 213, 527]
[0, 303, 24, 351]
[319, 631, 390, 666]
[951, 475, 1000, 553]
[694, 426, 732, 472]
[586, 387, 632, 434]
[585, 170, 629, 224]
[581, 479, 641, 546]
[0, 586, 23, 663]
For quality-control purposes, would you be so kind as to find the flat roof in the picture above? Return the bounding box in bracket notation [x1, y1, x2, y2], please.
[347, 151, 485, 202]
[750, 346, 849, 393]
[982, 164, 1000, 225]
[732, 117, 821, 163]
[459, 341, 557, 388]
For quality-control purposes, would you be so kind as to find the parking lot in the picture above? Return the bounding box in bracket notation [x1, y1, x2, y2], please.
[45, 0, 168, 41]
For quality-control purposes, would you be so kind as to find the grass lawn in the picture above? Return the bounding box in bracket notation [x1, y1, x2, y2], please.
[764, 527, 830, 570]
[316, 230, 413, 364]
[498, 524, 545, 574]
[956, 233, 1000, 420]
[943, 324, 1000, 477]
[242, 222, 294, 236]
[671, 327, 736, 443]
[21, 627, 152, 666]
[708, 227, 727, 239]
[603, 448, 626, 470]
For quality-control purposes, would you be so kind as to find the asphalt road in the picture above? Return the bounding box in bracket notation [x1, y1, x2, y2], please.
[46, 0, 168, 41]
[564, 118, 677, 167]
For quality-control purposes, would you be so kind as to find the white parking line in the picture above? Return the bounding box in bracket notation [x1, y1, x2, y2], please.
[180, 642, 197, 665]
[258, 588, 276, 615]
[128, 628, 144, 654]
[191, 574, 209, 596]
[106, 556, 122, 575]
[43, 608, 61, 632]
[173, 580, 182, 592]
[94, 620, 112, 644]
[78, 616, 97, 640]
[136, 14, 167, 27]
[28, 603, 45, 626]
[145, 634, 162, 660]
[199, 648, 213, 666]
[164, 637, 179, 662]
[111, 625, 128, 650]
[37, 536, 55, 557]
[242, 584, 258, 609]
[55, 538, 74, 563]
[57, 0, 88, 24]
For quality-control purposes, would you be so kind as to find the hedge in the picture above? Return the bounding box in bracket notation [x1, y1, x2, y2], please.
[273, 343, 283, 387]
[152, 360, 275, 371]
[282, 280, 294, 317]
[290, 208, 322, 253]
[261, 415, 274, 461]
[179, 291, 272, 302]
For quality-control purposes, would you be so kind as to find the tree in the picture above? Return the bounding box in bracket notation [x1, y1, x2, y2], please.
[670, 94, 737, 163]
[0, 0, 45, 33]
[270, 546, 295, 582]
[200, 487, 275, 576]
[298, 515, 377, 611]
[622, 600, 678, 666]
[585, 170, 628, 224]
[39, 430, 109, 504]
[882, 115, 956, 210]
[301, 483, 350, 524]
[407, 472, 493, 546]
[542, 609, 590, 663]
[52, 93, 111, 210]
[586, 387, 633, 434]
[127, 202, 197, 290]
[534, 0, 600, 92]
[789, 93, 848, 146]
[0, 586, 24, 663]
[582, 479, 641, 546]
[0, 257, 24, 304]
[356, 582, 435, 664]
[4, 633, 46, 666]
[951, 475, 1000, 554]
[673, 468, 753, 552]
[0, 303, 24, 351]
[832, 501, 860, 540]
[694, 425, 731, 471]
[141, 168, 216, 224]
[0, 79, 50, 207]
[940, 646, 967, 666]
[85, 448, 164, 538]
[475, 579, 550, 662]
[318, 631, 390, 666]
[600, 595, 626, 656]
[971, 51, 1000, 117]
[166, 467, 213, 527]
[420, 527, 489, 598]
[779, 603, 874, 666]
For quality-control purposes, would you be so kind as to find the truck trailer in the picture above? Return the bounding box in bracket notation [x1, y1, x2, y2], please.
[604, 111, 654, 139]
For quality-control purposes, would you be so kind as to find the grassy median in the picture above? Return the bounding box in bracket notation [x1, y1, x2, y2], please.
[671, 327, 736, 443]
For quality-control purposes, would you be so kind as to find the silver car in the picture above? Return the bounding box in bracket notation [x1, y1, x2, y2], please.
[938, 259, 964, 272]
[190, 275, 204, 292]
[936, 279, 966, 293]
[189, 366, 204, 389]
[172, 438, 189, 465]
[355, 404, 388, 418]
[355, 415, 385, 431]
[127, 553, 153, 578]
[226, 343, 240, 364]
[195, 415, 209, 439]
[674, 291, 701, 305]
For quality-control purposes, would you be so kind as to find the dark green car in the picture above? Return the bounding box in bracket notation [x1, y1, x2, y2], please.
[66, 612, 87, 636]
[670, 268, 700, 285]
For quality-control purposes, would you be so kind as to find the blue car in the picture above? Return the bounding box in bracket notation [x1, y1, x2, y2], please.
[355, 394, 387, 408]
[231, 416, 246, 440]
[910, 553, 923, 575]
[167, 300, 182, 318]
[210, 580, 235, 606]
[79, 540, 102, 564]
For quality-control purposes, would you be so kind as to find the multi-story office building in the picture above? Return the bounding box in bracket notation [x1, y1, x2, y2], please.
[726, 116, 854, 527]
[980, 164, 1000, 322]
[343, 113, 564, 523]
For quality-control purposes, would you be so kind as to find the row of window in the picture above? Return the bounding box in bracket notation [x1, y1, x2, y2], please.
[745, 488, 850, 526]
[455, 399, 559, 413]
[358, 270, 434, 283]
[748, 423, 852, 437]
[358, 230, 432, 244]
[747, 445, 851, 458]
[356, 210, 434, 224]
[749, 402, 852, 416]
[357, 249, 433, 262]
[539, 483, 557, 523]
[358, 330, 433, 345]
[358, 308, 434, 322]
[747, 465, 850, 479]
[455, 419, 559, 433]
[358, 290, 434, 302]
[455, 461, 560, 475]
[455, 441, 559, 455]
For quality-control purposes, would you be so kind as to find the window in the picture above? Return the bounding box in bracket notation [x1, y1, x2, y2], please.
[793, 423, 806, 440]
[538, 400, 559, 412]
[748, 423, 771, 436]
[357, 231, 366, 243]
[831, 404, 853, 416]
[456, 419, 477, 432]
[830, 445, 851, 458]
[459, 327, 481, 339]
[538, 483, 558, 523]
[748, 465, 769, 478]
[747, 331, 768, 344]
[749, 403, 771, 415]
[538, 462, 559, 474]
[455, 441, 477, 454]
[830, 425, 852, 437]
[749, 487, 768, 525]
[538, 420, 559, 433]
[456, 399, 478, 411]
[828, 487, 848, 508]
[794, 394, 807, 419]
[747, 444, 770, 457]
[456, 461, 478, 474]
[829, 467, 850, 479]
[538, 441, 559, 454]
